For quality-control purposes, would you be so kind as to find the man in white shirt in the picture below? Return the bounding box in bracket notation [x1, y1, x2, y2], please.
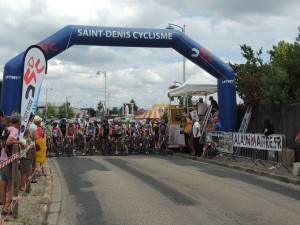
[196, 97, 208, 121]
[192, 117, 201, 157]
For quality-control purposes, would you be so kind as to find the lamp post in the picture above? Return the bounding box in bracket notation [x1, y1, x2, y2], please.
[107, 92, 110, 115]
[65, 96, 71, 118]
[45, 88, 53, 120]
[166, 23, 187, 110]
[96, 71, 108, 109]
[166, 23, 186, 83]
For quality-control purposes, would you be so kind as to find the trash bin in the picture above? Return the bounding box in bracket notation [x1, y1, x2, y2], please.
[292, 162, 300, 176]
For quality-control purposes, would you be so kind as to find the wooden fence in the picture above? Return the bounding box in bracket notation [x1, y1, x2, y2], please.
[237, 104, 300, 161]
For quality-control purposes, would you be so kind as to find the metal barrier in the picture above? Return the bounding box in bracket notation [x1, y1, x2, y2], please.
[205, 132, 291, 174]
[0, 144, 34, 221]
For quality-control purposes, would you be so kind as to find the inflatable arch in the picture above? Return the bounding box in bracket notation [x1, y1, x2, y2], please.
[1, 25, 237, 131]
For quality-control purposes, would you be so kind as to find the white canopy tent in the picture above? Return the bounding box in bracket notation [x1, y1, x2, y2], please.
[168, 72, 218, 98]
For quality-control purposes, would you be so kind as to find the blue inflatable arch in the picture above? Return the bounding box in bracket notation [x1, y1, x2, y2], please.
[1, 25, 237, 131]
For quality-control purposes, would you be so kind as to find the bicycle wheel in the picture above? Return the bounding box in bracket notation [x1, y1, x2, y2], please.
[89, 141, 94, 156]
[53, 143, 58, 158]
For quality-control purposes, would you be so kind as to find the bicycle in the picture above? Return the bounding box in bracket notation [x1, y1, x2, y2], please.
[52, 138, 62, 158]
[64, 137, 72, 157]
[86, 136, 95, 156]
[101, 136, 110, 155]
[159, 135, 169, 155]
[75, 134, 84, 154]
[142, 134, 152, 155]
[129, 134, 140, 155]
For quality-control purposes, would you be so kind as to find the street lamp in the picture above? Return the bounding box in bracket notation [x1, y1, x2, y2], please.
[107, 92, 110, 114]
[45, 88, 53, 120]
[166, 23, 186, 84]
[96, 71, 108, 109]
[173, 81, 183, 86]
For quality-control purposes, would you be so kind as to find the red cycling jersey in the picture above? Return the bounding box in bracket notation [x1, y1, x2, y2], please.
[52, 127, 60, 138]
[66, 124, 76, 137]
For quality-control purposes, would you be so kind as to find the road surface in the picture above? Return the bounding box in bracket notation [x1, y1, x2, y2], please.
[52, 155, 300, 225]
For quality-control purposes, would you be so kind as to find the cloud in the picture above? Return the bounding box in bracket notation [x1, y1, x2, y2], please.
[1, 0, 300, 110]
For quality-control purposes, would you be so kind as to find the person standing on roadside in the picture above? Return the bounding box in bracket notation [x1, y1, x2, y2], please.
[1, 112, 28, 216]
[196, 97, 208, 121]
[192, 116, 201, 157]
[28, 113, 38, 183]
[0, 109, 7, 205]
[262, 117, 276, 170]
[34, 116, 50, 176]
[295, 129, 300, 145]
[208, 96, 218, 116]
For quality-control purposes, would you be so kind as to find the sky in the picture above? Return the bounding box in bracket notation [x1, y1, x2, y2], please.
[1, 0, 300, 110]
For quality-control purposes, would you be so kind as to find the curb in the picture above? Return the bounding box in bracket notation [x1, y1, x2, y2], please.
[173, 153, 300, 185]
[40, 163, 53, 214]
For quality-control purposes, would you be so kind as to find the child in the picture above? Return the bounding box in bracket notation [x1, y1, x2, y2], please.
[19, 129, 31, 191]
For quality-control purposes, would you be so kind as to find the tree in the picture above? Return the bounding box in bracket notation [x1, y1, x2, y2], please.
[45, 103, 58, 119]
[109, 106, 122, 115]
[161, 109, 168, 123]
[267, 36, 300, 103]
[58, 103, 75, 119]
[232, 28, 300, 106]
[230, 44, 266, 107]
[129, 99, 139, 111]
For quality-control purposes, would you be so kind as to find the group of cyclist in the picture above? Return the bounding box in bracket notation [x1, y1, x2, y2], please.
[45, 114, 168, 157]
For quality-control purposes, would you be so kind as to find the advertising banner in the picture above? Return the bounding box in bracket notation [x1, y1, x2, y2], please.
[233, 133, 283, 152]
[207, 132, 233, 153]
[35, 138, 47, 163]
[123, 103, 134, 118]
[190, 110, 198, 121]
[20, 46, 47, 139]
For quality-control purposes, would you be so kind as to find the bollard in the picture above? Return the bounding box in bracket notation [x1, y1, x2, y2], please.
[12, 144, 19, 219]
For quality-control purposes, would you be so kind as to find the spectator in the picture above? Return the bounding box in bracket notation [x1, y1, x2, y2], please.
[19, 129, 32, 191]
[28, 113, 38, 183]
[0, 109, 7, 205]
[34, 116, 50, 176]
[213, 117, 222, 131]
[262, 117, 276, 170]
[183, 114, 193, 150]
[208, 96, 218, 116]
[295, 129, 300, 145]
[1, 112, 28, 216]
[192, 116, 201, 157]
[196, 97, 208, 121]
[212, 106, 219, 118]
[96, 102, 105, 121]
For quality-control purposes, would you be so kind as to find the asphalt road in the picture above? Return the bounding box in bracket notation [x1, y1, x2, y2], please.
[53, 155, 300, 225]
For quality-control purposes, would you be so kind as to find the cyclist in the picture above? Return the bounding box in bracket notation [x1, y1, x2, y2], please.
[143, 118, 153, 137]
[66, 120, 76, 155]
[45, 120, 53, 156]
[158, 119, 168, 149]
[52, 121, 63, 155]
[94, 120, 101, 153]
[122, 120, 130, 155]
[153, 120, 160, 150]
[84, 121, 95, 155]
[100, 119, 110, 155]
[113, 120, 123, 155]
